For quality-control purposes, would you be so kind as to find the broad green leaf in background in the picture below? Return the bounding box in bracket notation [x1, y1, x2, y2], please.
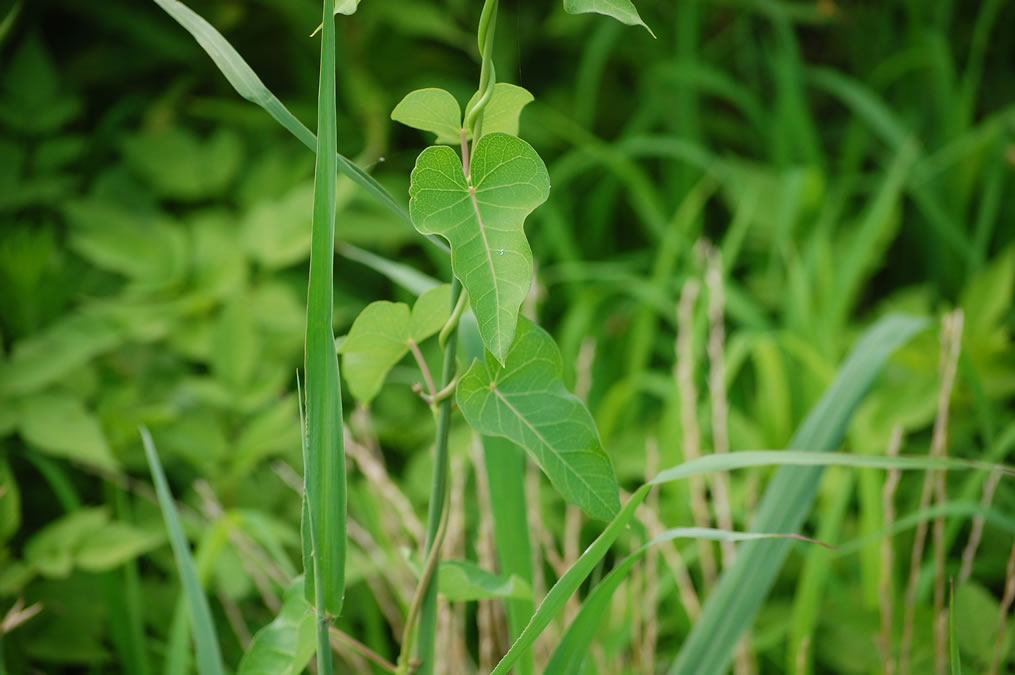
[19, 392, 118, 471]
[457, 317, 620, 521]
[668, 313, 929, 675]
[151, 0, 410, 226]
[24, 508, 108, 578]
[75, 521, 164, 572]
[391, 88, 463, 143]
[237, 577, 315, 675]
[141, 428, 224, 675]
[437, 560, 532, 602]
[409, 133, 550, 362]
[120, 128, 244, 201]
[0, 311, 122, 397]
[63, 199, 189, 286]
[338, 284, 452, 402]
[562, 0, 655, 38]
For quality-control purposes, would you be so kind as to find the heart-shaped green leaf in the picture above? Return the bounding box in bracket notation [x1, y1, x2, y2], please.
[409, 133, 549, 362]
[457, 317, 619, 520]
[563, 0, 655, 37]
[339, 284, 452, 402]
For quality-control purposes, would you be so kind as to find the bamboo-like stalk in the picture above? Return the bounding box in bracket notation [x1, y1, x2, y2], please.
[880, 425, 904, 675]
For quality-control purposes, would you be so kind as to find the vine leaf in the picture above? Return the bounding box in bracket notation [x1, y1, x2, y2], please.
[457, 317, 620, 520]
[338, 284, 452, 402]
[409, 133, 549, 362]
[393, 84, 535, 145]
[563, 0, 656, 37]
[391, 88, 463, 143]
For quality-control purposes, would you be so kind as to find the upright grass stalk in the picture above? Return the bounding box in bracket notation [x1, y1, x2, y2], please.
[932, 311, 964, 675]
[900, 311, 963, 675]
[958, 468, 1002, 583]
[880, 426, 904, 675]
[303, 1, 345, 672]
[675, 278, 717, 588]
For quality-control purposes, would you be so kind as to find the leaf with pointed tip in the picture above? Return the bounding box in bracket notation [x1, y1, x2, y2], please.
[409, 133, 549, 362]
[391, 88, 463, 144]
[563, 0, 655, 37]
[457, 318, 620, 520]
[339, 285, 452, 402]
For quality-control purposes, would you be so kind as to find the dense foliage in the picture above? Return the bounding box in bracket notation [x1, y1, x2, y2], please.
[0, 0, 1013, 673]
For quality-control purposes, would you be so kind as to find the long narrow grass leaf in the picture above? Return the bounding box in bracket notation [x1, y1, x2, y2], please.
[303, 0, 347, 629]
[668, 313, 929, 675]
[546, 529, 827, 675]
[140, 427, 224, 675]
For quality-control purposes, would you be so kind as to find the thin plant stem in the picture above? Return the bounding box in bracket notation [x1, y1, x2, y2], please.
[958, 468, 1002, 583]
[880, 425, 904, 675]
[675, 278, 717, 589]
[407, 338, 437, 400]
[404, 278, 463, 675]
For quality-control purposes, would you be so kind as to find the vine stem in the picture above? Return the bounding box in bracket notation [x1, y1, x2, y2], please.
[401, 3, 500, 671]
[400, 277, 463, 675]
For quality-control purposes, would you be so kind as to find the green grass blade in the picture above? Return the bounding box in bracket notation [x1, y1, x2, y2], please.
[547, 529, 826, 675]
[339, 244, 442, 295]
[150, 0, 409, 225]
[489, 485, 652, 675]
[139, 427, 224, 675]
[667, 313, 928, 675]
[304, 0, 347, 635]
[482, 436, 534, 675]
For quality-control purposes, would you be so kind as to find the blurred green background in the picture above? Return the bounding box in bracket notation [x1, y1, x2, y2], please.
[0, 0, 1013, 672]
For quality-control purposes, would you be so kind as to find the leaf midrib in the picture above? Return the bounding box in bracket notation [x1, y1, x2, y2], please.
[467, 184, 502, 353]
[489, 385, 614, 518]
